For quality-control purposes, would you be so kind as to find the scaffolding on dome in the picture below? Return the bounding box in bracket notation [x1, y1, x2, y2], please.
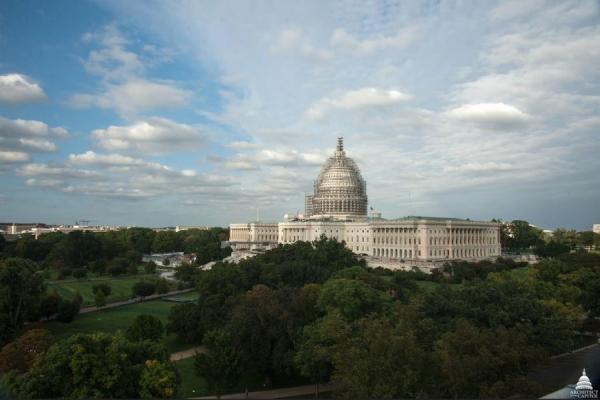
[309, 137, 368, 218]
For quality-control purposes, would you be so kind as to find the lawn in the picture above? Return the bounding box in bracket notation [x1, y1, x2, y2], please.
[46, 274, 155, 306]
[175, 357, 265, 398]
[43, 299, 192, 353]
[164, 291, 199, 302]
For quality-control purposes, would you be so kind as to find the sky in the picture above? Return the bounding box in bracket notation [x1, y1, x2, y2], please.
[0, 0, 599, 230]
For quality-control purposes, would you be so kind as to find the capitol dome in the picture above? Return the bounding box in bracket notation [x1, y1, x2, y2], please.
[576, 369, 594, 391]
[308, 137, 368, 218]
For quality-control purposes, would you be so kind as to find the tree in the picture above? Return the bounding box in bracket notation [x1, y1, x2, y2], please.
[317, 278, 391, 320]
[72, 268, 88, 279]
[94, 291, 107, 307]
[6, 332, 169, 398]
[139, 359, 179, 398]
[295, 311, 349, 395]
[0, 258, 46, 345]
[132, 281, 156, 299]
[578, 231, 599, 248]
[152, 231, 181, 253]
[144, 261, 157, 274]
[534, 240, 570, 258]
[107, 257, 128, 276]
[194, 329, 240, 399]
[552, 228, 578, 250]
[0, 329, 54, 374]
[92, 283, 111, 297]
[55, 294, 82, 323]
[227, 285, 298, 378]
[331, 317, 426, 399]
[155, 278, 170, 294]
[89, 259, 107, 275]
[502, 220, 544, 251]
[127, 315, 164, 342]
[434, 320, 542, 398]
[39, 291, 62, 319]
[166, 303, 202, 343]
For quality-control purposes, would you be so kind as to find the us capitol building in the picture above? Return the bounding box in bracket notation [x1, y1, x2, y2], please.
[229, 138, 501, 267]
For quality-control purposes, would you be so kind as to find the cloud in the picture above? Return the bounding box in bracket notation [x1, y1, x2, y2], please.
[69, 79, 191, 116]
[0, 74, 47, 104]
[17, 163, 102, 179]
[81, 23, 145, 81]
[330, 26, 421, 55]
[91, 117, 206, 154]
[271, 28, 334, 61]
[445, 103, 531, 128]
[305, 88, 411, 120]
[0, 151, 30, 163]
[70, 24, 191, 116]
[0, 116, 66, 165]
[21, 150, 237, 200]
[217, 148, 324, 171]
[489, 0, 546, 21]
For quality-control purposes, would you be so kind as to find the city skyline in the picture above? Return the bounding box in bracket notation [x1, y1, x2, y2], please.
[1, 0, 599, 230]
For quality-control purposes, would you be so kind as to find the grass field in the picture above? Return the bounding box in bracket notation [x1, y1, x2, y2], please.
[43, 299, 192, 353]
[46, 274, 155, 306]
[175, 357, 266, 398]
[176, 358, 209, 397]
[164, 291, 199, 302]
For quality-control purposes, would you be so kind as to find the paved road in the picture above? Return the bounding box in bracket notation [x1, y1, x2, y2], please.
[529, 343, 600, 394]
[192, 382, 336, 399]
[170, 346, 206, 362]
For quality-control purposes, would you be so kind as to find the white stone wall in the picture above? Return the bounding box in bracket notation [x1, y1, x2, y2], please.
[232, 218, 501, 261]
[278, 219, 500, 261]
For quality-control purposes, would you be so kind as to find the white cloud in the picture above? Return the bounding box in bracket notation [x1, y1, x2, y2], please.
[489, 0, 546, 21]
[81, 23, 145, 81]
[446, 103, 531, 128]
[218, 148, 324, 171]
[330, 26, 421, 55]
[70, 24, 191, 117]
[0, 116, 66, 165]
[306, 88, 411, 120]
[69, 79, 191, 116]
[271, 28, 334, 61]
[0, 74, 47, 104]
[225, 141, 260, 150]
[0, 151, 30, 163]
[91, 118, 206, 154]
[68, 151, 144, 166]
[17, 163, 101, 179]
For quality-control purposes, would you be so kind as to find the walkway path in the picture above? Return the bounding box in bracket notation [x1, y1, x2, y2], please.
[78, 288, 195, 314]
[192, 382, 336, 399]
[170, 346, 206, 362]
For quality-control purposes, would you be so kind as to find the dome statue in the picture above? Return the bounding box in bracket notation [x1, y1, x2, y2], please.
[575, 369, 594, 391]
[308, 137, 368, 218]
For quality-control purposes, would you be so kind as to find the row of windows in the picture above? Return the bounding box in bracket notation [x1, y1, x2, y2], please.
[373, 237, 419, 245]
[429, 237, 496, 245]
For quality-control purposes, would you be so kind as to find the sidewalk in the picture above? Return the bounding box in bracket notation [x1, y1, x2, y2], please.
[192, 382, 336, 399]
[170, 346, 206, 361]
[78, 287, 195, 314]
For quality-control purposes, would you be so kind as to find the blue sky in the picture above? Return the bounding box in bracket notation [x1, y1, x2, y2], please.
[0, 0, 599, 230]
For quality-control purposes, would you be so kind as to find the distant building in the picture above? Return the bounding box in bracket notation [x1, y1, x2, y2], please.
[228, 138, 501, 263]
[593, 224, 600, 234]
